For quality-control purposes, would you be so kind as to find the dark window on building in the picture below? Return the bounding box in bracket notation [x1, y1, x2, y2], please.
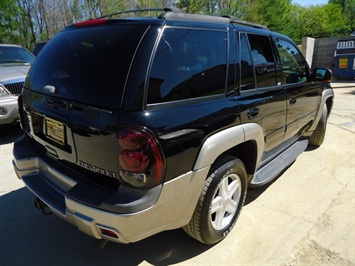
[148, 28, 227, 104]
[275, 38, 308, 84]
[247, 34, 277, 88]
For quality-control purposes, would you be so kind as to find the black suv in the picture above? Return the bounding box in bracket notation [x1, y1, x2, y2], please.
[13, 8, 334, 245]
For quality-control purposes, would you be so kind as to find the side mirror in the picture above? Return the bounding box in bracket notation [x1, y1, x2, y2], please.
[310, 68, 333, 82]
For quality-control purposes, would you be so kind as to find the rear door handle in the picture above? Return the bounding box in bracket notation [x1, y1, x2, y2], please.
[247, 108, 259, 119]
[289, 97, 297, 105]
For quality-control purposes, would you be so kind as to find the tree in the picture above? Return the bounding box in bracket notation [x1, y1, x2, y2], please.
[329, 0, 347, 12]
[329, 0, 355, 32]
[298, 3, 350, 38]
[1, 0, 353, 51]
[0, 0, 21, 44]
[256, 0, 294, 35]
[229, 0, 260, 21]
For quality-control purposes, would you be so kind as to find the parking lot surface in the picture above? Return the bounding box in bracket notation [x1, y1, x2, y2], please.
[1, 81, 354, 265]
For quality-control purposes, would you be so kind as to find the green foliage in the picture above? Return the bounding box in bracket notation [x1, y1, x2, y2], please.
[324, 0, 355, 32]
[0, 0, 23, 45]
[257, 0, 291, 31]
[343, 0, 355, 31]
[177, 0, 229, 15]
[298, 3, 351, 39]
[229, 0, 260, 21]
[1, 0, 353, 50]
[323, 3, 351, 36]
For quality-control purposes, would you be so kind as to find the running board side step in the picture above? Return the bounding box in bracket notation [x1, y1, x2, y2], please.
[250, 139, 309, 187]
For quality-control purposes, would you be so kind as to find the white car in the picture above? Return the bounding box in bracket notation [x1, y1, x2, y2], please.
[0, 44, 35, 125]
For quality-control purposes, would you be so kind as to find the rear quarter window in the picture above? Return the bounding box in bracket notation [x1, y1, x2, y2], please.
[27, 24, 149, 109]
[147, 28, 228, 104]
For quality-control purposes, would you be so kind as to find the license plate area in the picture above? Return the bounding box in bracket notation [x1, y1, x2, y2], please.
[45, 117, 65, 146]
[31, 112, 71, 152]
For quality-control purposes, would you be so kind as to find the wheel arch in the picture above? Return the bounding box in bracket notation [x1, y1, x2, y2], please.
[193, 123, 264, 181]
[223, 140, 258, 182]
[309, 87, 334, 132]
[325, 94, 334, 118]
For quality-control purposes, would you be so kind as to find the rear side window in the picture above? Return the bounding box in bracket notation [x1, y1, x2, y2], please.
[27, 25, 149, 108]
[247, 34, 277, 88]
[147, 28, 227, 104]
[240, 33, 255, 90]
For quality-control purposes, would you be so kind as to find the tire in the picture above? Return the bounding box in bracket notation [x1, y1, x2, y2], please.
[309, 105, 328, 146]
[183, 155, 247, 245]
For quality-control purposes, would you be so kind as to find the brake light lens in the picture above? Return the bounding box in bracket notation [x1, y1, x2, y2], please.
[117, 128, 164, 188]
[74, 18, 107, 27]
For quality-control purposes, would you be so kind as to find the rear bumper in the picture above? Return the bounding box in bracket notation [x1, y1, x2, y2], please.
[13, 135, 208, 243]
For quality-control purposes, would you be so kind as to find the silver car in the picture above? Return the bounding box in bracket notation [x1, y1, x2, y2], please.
[0, 44, 35, 125]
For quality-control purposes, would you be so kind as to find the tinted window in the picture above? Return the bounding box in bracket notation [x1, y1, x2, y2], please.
[33, 41, 48, 56]
[275, 38, 307, 84]
[247, 34, 277, 88]
[148, 28, 227, 104]
[240, 33, 255, 90]
[0, 46, 35, 64]
[27, 25, 149, 108]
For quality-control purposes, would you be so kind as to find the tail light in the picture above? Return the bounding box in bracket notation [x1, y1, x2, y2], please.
[74, 18, 107, 27]
[117, 128, 164, 188]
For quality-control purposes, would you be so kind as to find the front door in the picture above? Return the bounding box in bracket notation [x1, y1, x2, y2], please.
[274, 37, 321, 143]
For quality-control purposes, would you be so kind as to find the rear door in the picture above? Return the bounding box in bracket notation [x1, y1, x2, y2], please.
[236, 32, 286, 156]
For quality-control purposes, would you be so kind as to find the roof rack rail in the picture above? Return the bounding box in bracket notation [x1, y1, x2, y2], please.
[159, 11, 228, 24]
[97, 8, 268, 30]
[98, 7, 178, 19]
[226, 16, 268, 30]
[160, 12, 268, 30]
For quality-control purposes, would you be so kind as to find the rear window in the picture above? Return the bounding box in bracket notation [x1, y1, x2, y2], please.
[27, 24, 149, 109]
